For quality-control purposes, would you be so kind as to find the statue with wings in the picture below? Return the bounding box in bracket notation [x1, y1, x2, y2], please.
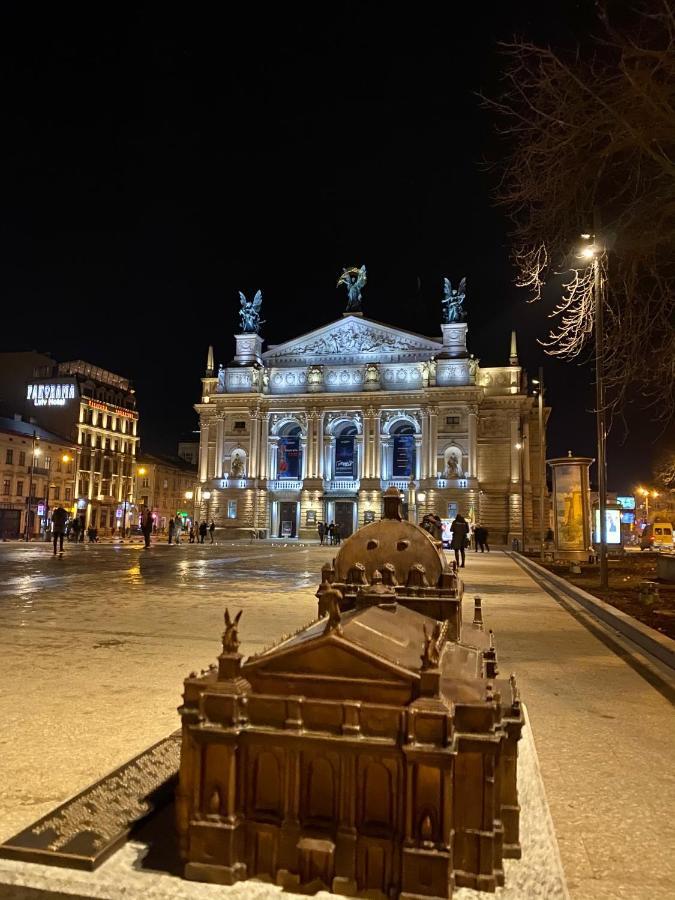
[337, 265, 367, 313]
[222, 608, 242, 653]
[442, 277, 466, 323]
[238, 289, 264, 333]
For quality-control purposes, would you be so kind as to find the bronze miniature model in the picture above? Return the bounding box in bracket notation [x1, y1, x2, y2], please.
[176, 488, 524, 897]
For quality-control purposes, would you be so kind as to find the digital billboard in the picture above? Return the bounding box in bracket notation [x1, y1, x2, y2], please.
[616, 496, 635, 510]
[593, 508, 622, 545]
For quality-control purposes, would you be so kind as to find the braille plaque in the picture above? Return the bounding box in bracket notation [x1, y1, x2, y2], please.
[0, 732, 180, 871]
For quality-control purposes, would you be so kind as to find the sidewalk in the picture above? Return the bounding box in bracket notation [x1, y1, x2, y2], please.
[459, 550, 675, 900]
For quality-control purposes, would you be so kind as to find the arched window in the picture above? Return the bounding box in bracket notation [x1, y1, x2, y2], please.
[277, 423, 302, 480]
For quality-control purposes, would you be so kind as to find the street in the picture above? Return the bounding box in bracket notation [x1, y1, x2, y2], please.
[0, 540, 674, 899]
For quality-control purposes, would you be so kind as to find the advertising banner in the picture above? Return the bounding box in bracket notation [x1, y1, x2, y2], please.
[278, 436, 301, 480]
[594, 508, 622, 545]
[335, 436, 355, 478]
[554, 464, 586, 550]
[393, 434, 415, 478]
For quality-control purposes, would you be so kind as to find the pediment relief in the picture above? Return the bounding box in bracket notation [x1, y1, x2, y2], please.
[245, 637, 416, 684]
[263, 316, 441, 365]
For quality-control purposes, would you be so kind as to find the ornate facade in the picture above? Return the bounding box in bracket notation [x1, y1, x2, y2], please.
[195, 310, 546, 543]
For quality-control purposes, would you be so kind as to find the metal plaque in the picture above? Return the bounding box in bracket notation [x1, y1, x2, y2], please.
[0, 732, 180, 871]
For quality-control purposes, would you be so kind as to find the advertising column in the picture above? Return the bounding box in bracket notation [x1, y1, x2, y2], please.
[548, 455, 594, 562]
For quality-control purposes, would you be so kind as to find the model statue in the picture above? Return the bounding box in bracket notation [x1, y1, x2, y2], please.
[442, 277, 466, 323]
[222, 608, 242, 653]
[337, 265, 367, 313]
[230, 454, 244, 478]
[217, 364, 225, 392]
[238, 289, 264, 333]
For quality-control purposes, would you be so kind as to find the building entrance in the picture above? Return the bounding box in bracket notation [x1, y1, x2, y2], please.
[278, 501, 297, 538]
[334, 501, 356, 539]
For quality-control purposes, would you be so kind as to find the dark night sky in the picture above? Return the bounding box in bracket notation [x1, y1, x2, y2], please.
[0, 2, 662, 489]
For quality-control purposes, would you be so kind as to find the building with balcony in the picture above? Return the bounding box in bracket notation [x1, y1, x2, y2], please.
[134, 453, 198, 532]
[195, 297, 549, 543]
[0, 416, 77, 538]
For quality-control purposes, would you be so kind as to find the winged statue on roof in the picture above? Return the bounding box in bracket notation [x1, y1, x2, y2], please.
[238, 289, 264, 333]
[442, 277, 466, 323]
[337, 265, 368, 313]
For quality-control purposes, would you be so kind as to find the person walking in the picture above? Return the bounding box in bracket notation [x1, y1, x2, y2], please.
[478, 525, 490, 553]
[188, 525, 195, 543]
[70, 518, 80, 543]
[141, 508, 153, 549]
[333, 522, 341, 546]
[174, 516, 183, 545]
[327, 522, 335, 545]
[78, 514, 85, 542]
[209, 520, 215, 544]
[317, 521, 325, 545]
[450, 513, 470, 568]
[51, 505, 68, 555]
[168, 517, 175, 544]
[199, 520, 207, 544]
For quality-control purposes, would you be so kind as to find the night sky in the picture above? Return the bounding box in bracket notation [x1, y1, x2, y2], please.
[0, 2, 662, 489]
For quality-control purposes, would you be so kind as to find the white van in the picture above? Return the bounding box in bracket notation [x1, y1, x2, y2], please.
[639, 521, 674, 550]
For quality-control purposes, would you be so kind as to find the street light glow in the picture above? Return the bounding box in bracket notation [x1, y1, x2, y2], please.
[138, 466, 146, 476]
[203, 491, 212, 500]
[184, 490, 193, 500]
[578, 244, 597, 260]
[515, 442, 522, 450]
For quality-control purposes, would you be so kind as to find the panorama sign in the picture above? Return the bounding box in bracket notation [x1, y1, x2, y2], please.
[27, 383, 76, 407]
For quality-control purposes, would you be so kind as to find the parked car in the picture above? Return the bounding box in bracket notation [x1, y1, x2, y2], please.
[639, 521, 674, 550]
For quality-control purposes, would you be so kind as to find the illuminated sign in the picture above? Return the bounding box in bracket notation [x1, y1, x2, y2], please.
[616, 496, 635, 510]
[27, 383, 75, 407]
[620, 511, 635, 525]
[593, 509, 622, 545]
[37, 503, 45, 516]
[88, 399, 136, 419]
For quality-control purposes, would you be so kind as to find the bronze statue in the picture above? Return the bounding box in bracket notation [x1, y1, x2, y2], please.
[337, 265, 367, 312]
[442, 276, 466, 323]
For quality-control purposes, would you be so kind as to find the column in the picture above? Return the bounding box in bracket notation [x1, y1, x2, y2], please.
[429, 407, 439, 479]
[215, 417, 224, 478]
[301, 438, 307, 479]
[249, 411, 259, 478]
[326, 437, 335, 481]
[415, 436, 422, 480]
[260, 413, 270, 479]
[374, 415, 381, 480]
[420, 411, 428, 480]
[468, 408, 477, 479]
[199, 423, 209, 482]
[356, 435, 364, 480]
[317, 413, 325, 479]
[381, 439, 390, 481]
[510, 417, 520, 483]
[269, 438, 278, 480]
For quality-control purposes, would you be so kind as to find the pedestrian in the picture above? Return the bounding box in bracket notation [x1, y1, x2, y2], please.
[481, 526, 490, 553]
[71, 518, 80, 543]
[141, 508, 153, 549]
[317, 521, 325, 545]
[450, 513, 470, 568]
[78, 514, 85, 542]
[189, 525, 195, 543]
[168, 517, 175, 545]
[209, 520, 215, 544]
[199, 520, 207, 544]
[51, 505, 68, 555]
[327, 522, 335, 545]
[334, 522, 341, 545]
[174, 516, 183, 545]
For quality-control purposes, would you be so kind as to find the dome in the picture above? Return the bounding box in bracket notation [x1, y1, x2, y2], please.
[333, 487, 446, 587]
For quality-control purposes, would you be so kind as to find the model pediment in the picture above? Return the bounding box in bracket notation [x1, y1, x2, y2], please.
[262, 316, 442, 365]
[246, 635, 416, 685]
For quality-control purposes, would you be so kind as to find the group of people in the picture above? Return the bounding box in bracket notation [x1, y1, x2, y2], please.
[50, 508, 100, 554]
[448, 515, 490, 568]
[165, 517, 215, 546]
[317, 521, 342, 545]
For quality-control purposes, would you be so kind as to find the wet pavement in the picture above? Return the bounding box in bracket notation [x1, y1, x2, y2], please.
[0, 540, 673, 899]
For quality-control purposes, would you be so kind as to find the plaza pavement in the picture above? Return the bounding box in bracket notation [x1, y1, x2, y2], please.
[0, 540, 673, 899]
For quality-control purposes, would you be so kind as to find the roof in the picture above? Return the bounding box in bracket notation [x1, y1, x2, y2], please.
[0, 416, 74, 446]
[137, 451, 197, 473]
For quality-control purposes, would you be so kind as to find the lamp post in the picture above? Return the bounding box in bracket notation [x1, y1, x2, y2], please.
[202, 490, 212, 523]
[184, 490, 194, 529]
[532, 370, 546, 559]
[407, 476, 417, 524]
[24, 433, 40, 541]
[515, 438, 525, 551]
[579, 233, 608, 588]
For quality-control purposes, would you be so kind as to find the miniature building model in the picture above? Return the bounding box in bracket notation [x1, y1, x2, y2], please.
[177, 490, 524, 898]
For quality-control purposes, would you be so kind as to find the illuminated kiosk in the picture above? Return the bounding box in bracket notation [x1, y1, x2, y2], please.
[592, 501, 624, 557]
[176, 490, 524, 897]
[547, 455, 593, 562]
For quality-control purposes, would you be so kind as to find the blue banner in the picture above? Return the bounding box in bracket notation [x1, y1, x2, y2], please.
[393, 434, 415, 477]
[335, 436, 355, 478]
[278, 436, 301, 479]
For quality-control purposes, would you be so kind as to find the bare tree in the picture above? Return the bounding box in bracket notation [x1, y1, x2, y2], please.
[485, 1, 675, 424]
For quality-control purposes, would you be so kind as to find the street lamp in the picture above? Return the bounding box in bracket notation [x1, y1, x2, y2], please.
[24, 434, 40, 541]
[532, 371, 546, 560]
[515, 440, 525, 550]
[202, 490, 212, 523]
[578, 233, 609, 589]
